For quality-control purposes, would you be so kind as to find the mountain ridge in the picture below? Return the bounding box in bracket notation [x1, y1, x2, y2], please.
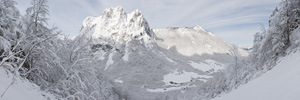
[80, 6, 155, 45]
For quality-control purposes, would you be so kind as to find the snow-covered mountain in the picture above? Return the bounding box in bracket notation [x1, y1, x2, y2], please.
[78, 7, 248, 99]
[80, 6, 155, 45]
[154, 26, 248, 56]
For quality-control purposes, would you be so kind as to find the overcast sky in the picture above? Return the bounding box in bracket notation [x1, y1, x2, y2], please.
[14, 0, 281, 44]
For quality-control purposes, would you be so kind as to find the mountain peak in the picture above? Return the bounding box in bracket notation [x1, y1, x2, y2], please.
[101, 6, 127, 20]
[193, 25, 205, 32]
[193, 25, 215, 36]
[80, 7, 154, 44]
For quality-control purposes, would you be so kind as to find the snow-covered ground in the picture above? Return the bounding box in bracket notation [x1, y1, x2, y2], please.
[114, 77, 124, 83]
[212, 51, 300, 100]
[146, 69, 213, 93]
[0, 68, 56, 100]
[105, 52, 115, 70]
[163, 69, 212, 85]
[146, 84, 195, 93]
[189, 60, 224, 72]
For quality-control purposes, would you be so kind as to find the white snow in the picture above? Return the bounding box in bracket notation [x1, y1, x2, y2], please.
[160, 51, 175, 63]
[0, 68, 56, 100]
[114, 77, 124, 83]
[212, 51, 300, 100]
[146, 84, 195, 93]
[94, 50, 106, 60]
[189, 60, 224, 72]
[123, 45, 129, 61]
[193, 25, 206, 32]
[163, 69, 212, 85]
[123, 52, 129, 61]
[190, 62, 212, 72]
[105, 52, 114, 70]
[238, 44, 253, 49]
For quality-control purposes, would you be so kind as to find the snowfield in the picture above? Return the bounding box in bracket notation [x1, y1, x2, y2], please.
[163, 69, 213, 85]
[0, 68, 56, 100]
[145, 69, 214, 93]
[146, 84, 195, 93]
[212, 51, 300, 100]
[189, 60, 224, 72]
[105, 52, 115, 70]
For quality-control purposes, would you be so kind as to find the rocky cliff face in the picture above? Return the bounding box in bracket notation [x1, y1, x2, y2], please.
[80, 6, 155, 45]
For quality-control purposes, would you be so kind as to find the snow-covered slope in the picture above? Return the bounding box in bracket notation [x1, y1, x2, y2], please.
[154, 26, 248, 56]
[0, 68, 56, 100]
[212, 51, 300, 100]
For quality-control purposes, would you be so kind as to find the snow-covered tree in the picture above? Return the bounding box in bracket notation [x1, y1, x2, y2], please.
[47, 35, 119, 100]
[25, 0, 48, 32]
[0, 0, 24, 73]
[250, 0, 300, 71]
[210, 1, 300, 100]
[16, 0, 60, 87]
[15, 1, 120, 99]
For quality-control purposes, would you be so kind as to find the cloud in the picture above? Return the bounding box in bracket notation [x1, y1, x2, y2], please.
[14, 0, 281, 44]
